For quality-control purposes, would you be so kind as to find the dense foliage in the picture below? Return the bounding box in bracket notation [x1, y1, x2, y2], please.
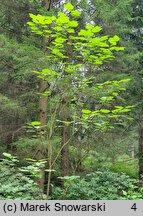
[0, 154, 41, 200]
[52, 171, 143, 200]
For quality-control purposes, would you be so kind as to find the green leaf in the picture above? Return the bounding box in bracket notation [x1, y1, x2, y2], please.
[91, 111, 100, 116]
[112, 92, 119, 96]
[29, 13, 36, 20]
[27, 21, 35, 26]
[67, 28, 75, 33]
[64, 2, 74, 11]
[100, 109, 110, 114]
[94, 61, 102, 65]
[119, 78, 131, 83]
[51, 49, 67, 58]
[115, 106, 123, 109]
[97, 84, 103, 89]
[100, 35, 109, 41]
[104, 81, 111, 85]
[71, 10, 81, 17]
[100, 96, 114, 101]
[68, 21, 78, 27]
[3, 153, 13, 159]
[78, 29, 94, 37]
[119, 109, 130, 113]
[82, 109, 91, 114]
[31, 121, 41, 126]
[55, 37, 67, 44]
[98, 42, 109, 47]
[123, 190, 127, 195]
[92, 26, 102, 33]
[110, 47, 125, 51]
[52, 26, 63, 31]
[57, 12, 69, 24]
[41, 91, 51, 96]
[44, 16, 56, 24]
[25, 158, 37, 162]
[126, 106, 135, 108]
[86, 24, 94, 30]
[109, 35, 120, 45]
[127, 117, 134, 120]
[119, 88, 126, 91]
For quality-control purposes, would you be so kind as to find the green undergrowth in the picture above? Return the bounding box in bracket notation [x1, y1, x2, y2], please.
[51, 171, 143, 200]
[0, 153, 141, 200]
[0, 153, 42, 200]
[110, 159, 138, 178]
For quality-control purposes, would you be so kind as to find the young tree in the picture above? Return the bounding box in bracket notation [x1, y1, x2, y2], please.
[28, 2, 132, 198]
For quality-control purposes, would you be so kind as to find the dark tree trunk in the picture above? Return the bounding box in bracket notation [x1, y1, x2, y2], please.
[45, 0, 53, 10]
[36, 0, 52, 192]
[38, 80, 48, 126]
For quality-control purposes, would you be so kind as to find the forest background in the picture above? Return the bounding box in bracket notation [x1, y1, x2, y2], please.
[0, 0, 143, 200]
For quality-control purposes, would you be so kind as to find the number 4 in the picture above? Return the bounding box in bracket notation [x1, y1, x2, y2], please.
[131, 203, 137, 211]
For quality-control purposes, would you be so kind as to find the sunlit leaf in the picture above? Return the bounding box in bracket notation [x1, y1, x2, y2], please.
[3, 153, 13, 159]
[31, 121, 41, 126]
[71, 10, 81, 17]
[82, 109, 91, 114]
[68, 21, 78, 27]
[100, 109, 110, 113]
[64, 2, 74, 11]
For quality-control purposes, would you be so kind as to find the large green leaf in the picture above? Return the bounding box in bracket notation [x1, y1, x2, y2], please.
[71, 10, 81, 17]
[64, 2, 74, 11]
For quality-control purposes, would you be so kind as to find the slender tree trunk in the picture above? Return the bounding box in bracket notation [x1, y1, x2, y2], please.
[76, 132, 82, 172]
[60, 38, 73, 179]
[36, 45, 48, 193]
[38, 0, 52, 127]
[61, 99, 69, 178]
[38, 80, 48, 126]
[61, 125, 69, 176]
[131, 144, 135, 159]
[46, 127, 52, 199]
[139, 126, 143, 183]
[36, 0, 53, 192]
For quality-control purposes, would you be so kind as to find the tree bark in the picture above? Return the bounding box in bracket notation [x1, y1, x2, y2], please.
[36, 47, 48, 192]
[139, 126, 143, 183]
[61, 99, 69, 178]
[36, 0, 53, 192]
[76, 132, 83, 172]
[45, 0, 53, 10]
[61, 125, 69, 176]
[38, 80, 48, 126]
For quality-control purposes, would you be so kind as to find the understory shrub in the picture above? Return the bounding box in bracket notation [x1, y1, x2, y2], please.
[51, 171, 143, 200]
[0, 153, 42, 200]
[110, 159, 138, 178]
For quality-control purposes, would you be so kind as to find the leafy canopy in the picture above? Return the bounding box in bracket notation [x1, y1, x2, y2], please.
[27, 2, 124, 67]
[27, 2, 133, 130]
